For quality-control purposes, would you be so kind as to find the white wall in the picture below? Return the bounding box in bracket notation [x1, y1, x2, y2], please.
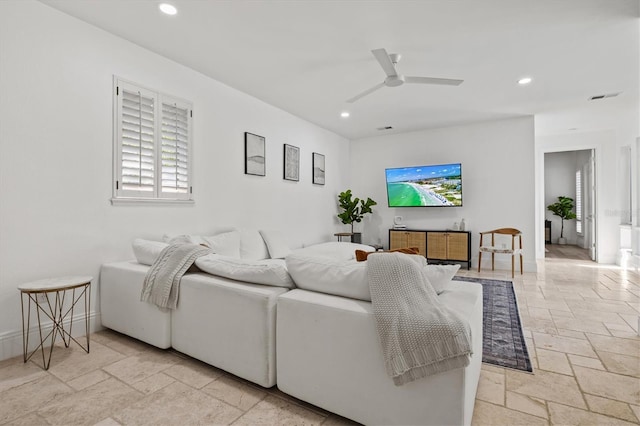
[0, 1, 350, 360]
[544, 151, 578, 244]
[349, 117, 536, 272]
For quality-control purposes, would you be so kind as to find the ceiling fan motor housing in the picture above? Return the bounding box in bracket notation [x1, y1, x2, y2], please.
[385, 75, 405, 87]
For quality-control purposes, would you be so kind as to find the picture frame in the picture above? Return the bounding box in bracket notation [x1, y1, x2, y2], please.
[283, 144, 300, 181]
[312, 152, 325, 185]
[244, 132, 265, 176]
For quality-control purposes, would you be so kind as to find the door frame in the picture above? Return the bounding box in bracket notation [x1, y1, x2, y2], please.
[535, 142, 601, 262]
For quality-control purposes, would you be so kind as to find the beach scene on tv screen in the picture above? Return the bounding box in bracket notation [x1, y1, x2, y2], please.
[386, 163, 462, 206]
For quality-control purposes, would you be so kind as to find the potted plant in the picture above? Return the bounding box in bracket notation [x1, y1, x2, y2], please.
[337, 190, 377, 244]
[547, 196, 577, 245]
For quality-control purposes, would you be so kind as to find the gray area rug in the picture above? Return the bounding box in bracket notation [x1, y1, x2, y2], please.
[454, 277, 533, 372]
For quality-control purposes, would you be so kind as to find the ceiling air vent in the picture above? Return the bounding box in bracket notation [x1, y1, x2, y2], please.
[377, 126, 394, 131]
[589, 92, 620, 101]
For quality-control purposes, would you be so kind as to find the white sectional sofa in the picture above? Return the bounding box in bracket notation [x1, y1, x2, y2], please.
[100, 234, 482, 425]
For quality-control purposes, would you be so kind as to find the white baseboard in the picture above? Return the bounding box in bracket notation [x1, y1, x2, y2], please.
[0, 311, 102, 362]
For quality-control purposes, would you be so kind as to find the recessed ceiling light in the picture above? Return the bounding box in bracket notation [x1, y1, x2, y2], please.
[518, 77, 532, 85]
[159, 3, 177, 15]
[340, 111, 350, 118]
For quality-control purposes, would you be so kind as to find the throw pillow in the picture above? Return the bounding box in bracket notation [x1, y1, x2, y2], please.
[259, 230, 292, 259]
[238, 228, 270, 260]
[132, 239, 169, 266]
[422, 264, 460, 294]
[202, 231, 241, 258]
[355, 247, 420, 262]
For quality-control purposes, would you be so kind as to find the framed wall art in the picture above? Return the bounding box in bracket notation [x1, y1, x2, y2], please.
[244, 132, 265, 176]
[312, 152, 325, 185]
[283, 144, 300, 181]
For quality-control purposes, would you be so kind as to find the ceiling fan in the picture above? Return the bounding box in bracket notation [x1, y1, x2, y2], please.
[346, 48, 463, 103]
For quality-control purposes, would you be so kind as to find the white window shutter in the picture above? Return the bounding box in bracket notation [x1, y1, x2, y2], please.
[113, 78, 193, 202]
[160, 97, 192, 199]
[116, 82, 157, 198]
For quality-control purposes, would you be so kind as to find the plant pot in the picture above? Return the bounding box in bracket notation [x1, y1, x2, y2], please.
[557, 237, 567, 245]
[351, 232, 362, 244]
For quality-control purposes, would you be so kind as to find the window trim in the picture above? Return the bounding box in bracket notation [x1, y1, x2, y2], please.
[112, 76, 194, 204]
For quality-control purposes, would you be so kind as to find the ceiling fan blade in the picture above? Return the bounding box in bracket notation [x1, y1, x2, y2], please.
[405, 76, 463, 86]
[371, 48, 397, 77]
[346, 82, 385, 103]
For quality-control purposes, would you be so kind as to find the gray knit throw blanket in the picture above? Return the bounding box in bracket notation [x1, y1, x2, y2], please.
[367, 252, 472, 385]
[141, 243, 211, 309]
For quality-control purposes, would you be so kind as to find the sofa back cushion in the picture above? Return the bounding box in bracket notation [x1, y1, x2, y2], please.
[286, 254, 370, 301]
[195, 255, 295, 288]
[291, 242, 375, 261]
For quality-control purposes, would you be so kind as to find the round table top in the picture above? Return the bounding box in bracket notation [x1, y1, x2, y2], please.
[18, 276, 93, 292]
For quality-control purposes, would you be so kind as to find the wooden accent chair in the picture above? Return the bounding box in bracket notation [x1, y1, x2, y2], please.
[478, 228, 523, 278]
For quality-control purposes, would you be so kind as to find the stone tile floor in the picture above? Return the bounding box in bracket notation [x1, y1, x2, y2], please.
[1, 257, 638, 425]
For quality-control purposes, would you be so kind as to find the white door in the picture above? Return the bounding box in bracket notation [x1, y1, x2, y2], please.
[586, 151, 597, 261]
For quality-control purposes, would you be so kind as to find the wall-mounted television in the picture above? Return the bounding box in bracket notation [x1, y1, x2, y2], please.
[385, 163, 462, 207]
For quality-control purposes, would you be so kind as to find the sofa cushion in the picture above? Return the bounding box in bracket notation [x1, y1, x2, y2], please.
[286, 253, 370, 301]
[291, 242, 375, 261]
[286, 252, 452, 301]
[260, 229, 292, 259]
[195, 255, 295, 288]
[132, 239, 169, 266]
[239, 228, 270, 260]
[202, 231, 241, 258]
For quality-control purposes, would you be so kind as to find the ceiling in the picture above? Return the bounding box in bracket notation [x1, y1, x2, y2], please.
[41, 0, 639, 140]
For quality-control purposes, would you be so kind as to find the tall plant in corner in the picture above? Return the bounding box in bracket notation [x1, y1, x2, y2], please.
[547, 196, 577, 244]
[337, 190, 377, 235]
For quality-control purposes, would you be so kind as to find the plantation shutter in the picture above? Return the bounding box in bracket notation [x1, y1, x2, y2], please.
[113, 78, 193, 202]
[160, 98, 191, 199]
[116, 83, 157, 198]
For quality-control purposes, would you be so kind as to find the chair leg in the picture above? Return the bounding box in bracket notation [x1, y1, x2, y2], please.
[511, 255, 515, 278]
[491, 253, 495, 271]
[478, 252, 482, 273]
[520, 254, 523, 275]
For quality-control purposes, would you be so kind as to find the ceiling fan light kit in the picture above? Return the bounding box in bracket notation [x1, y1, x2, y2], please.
[347, 48, 463, 103]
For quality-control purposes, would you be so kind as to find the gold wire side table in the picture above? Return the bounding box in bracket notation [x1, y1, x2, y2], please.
[18, 276, 92, 370]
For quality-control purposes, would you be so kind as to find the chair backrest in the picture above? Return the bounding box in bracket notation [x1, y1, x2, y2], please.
[483, 228, 521, 236]
[479, 228, 523, 249]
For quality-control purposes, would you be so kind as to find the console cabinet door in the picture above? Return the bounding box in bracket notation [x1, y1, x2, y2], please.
[426, 232, 447, 259]
[447, 232, 469, 261]
[389, 230, 427, 257]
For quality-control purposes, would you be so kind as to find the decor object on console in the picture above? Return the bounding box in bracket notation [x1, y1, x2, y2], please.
[312, 152, 325, 185]
[244, 132, 265, 176]
[283, 144, 299, 181]
[337, 189, 377, 244]
[478, 228, 523, 278]
[546, 196, 576, 244]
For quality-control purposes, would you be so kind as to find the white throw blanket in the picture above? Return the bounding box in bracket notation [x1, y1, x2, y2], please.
[141, 243, 211, 309]
[367, 252, 472, 385]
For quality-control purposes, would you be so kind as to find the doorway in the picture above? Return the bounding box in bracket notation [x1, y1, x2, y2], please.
[543, 149, 596, 262]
